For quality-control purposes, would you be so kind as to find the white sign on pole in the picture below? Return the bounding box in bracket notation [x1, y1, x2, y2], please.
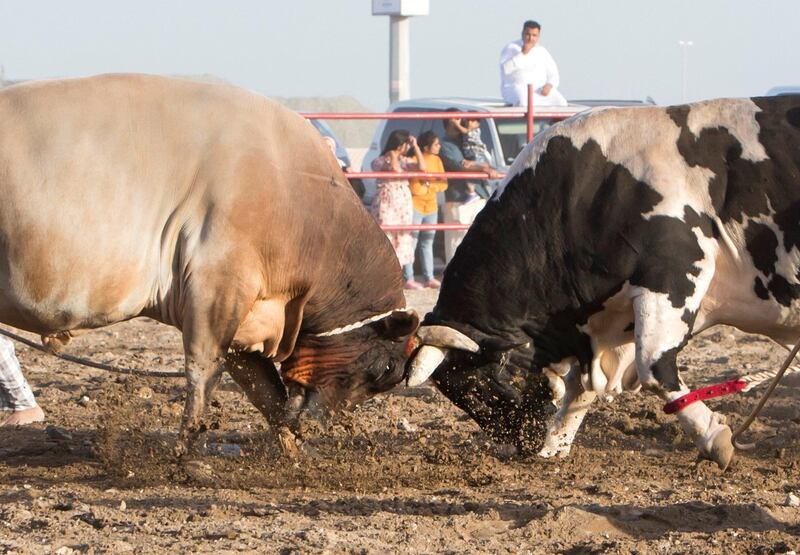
[372, 0, 429, 16]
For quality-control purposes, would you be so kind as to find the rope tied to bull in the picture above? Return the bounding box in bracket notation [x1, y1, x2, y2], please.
[0, 326, 184, 378]
[662, 337, 800, 451]
[0, 309, 408, 380]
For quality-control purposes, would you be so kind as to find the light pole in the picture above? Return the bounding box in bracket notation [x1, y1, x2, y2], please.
[678, 40, 693, 103]
[389, 16, 410, 102]
[372, 0, 430, 103]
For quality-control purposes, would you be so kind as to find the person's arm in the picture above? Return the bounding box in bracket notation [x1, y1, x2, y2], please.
[462, 159, 501, 180]
[452, 119, 468, 134]
[370, 156, 387, 171]
[441, 142, 499, 180]
[428, 156, 448, 193]
[371, 155, 393, 186]
[544, 48, 560, 90]
[409, 178, 429, 196]
[388, 150, 402, 172]
[409, 136, 426, 172]
[499, 42, 524, 78]
[432, 175, 448, 193]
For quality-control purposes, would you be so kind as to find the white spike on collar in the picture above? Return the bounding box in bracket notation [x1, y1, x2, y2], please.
[311, 309, 401, 337]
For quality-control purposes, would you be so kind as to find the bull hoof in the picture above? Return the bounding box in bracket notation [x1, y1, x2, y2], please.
[174, 436, 204, 460]
[494, 443, 518, 460]
[706, 426, 734, 471]
[537, 445, 570, 459]
[277, 426, 300, 459]
[173, 440, 188, 459]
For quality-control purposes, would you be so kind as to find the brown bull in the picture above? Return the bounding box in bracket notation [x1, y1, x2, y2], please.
[0, 74, 418, 451]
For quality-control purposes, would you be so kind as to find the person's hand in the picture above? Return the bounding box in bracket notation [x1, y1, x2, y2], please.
[407, 135, 418, 148]
[541, 83, 553, 96]
[487, 168, 502, 180]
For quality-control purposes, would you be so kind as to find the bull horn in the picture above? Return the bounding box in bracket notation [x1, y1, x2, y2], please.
[416, 325, 480, 353]
[406, 345, 446, 387]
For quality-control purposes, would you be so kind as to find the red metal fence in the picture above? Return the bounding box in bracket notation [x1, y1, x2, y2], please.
[303, 84, 573, 232]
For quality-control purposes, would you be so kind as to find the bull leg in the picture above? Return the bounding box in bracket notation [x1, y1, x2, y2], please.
[226, 351, 302, 457]
[178, 273, 259, 457]
[226, 351, 288, 428]
[538, 367, 596, 458]
[178, 348, 227, 456]
[633, 291, 733, 470]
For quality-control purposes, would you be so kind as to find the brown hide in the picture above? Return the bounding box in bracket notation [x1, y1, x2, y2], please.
[0, 74, 406, 374]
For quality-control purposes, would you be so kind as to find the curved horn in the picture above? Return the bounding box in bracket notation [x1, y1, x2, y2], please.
[416, 325, 480, 353]
[406, 345, 446, 387]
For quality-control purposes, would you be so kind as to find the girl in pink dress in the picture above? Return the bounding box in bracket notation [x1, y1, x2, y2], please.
[370, 129, 427, 289]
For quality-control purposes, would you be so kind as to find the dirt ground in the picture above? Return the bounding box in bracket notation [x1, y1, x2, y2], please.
[1, 288, 800, 554]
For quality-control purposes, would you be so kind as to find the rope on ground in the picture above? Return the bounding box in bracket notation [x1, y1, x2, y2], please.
[0, 326, 184, 379]
[731, 337, 800, 450]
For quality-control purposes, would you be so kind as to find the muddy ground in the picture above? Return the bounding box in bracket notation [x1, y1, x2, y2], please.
[1, 288, 800, 554]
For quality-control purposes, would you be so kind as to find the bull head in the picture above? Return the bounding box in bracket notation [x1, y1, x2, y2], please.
[282, 309, 420, 409]
[405, 324, 553, 454]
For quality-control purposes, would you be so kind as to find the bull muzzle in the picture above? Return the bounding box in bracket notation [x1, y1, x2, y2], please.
[405, 325, 481, 387]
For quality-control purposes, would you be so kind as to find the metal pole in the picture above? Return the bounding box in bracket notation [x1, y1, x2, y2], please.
[526, 84, 534, 143]
[678, 40, 693, 103]
[389, 16, 410, 103]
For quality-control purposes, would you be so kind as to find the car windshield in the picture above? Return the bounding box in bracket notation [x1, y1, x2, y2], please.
[495, 117, 560, 164]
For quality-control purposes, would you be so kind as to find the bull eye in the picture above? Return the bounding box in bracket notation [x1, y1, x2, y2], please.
[374, 362, 392, 379]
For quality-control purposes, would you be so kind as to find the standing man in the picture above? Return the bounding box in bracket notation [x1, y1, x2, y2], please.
[0, 336, 45, 426]
[499, 20, 567, 107]
[439, 111, 501, 262]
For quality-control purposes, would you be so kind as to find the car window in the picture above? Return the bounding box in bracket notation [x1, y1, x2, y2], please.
[496, 117, 559, 164]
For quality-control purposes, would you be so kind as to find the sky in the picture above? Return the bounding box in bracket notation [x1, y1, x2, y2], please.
[0, 1, 798, 111]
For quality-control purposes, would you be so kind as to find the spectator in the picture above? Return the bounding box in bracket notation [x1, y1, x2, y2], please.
[499, 20, 567, 107]
[0, 336, 45, 426]
[406, 131, 448, 289]
[370, 129, 426, 290]
[439, 112, 502, 262]
[452, 114, 493, 166]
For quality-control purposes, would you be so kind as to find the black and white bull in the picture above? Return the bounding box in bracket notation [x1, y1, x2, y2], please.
[406, 95, 800, 470]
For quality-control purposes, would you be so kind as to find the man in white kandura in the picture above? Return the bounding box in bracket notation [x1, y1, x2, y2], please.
[499, 20, 567, 107]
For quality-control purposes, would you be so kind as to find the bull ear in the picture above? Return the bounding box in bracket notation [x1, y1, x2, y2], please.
[381, 309, 420, 339]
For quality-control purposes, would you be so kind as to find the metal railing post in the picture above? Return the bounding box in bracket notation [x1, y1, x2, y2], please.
[526, 84, 534, 143]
